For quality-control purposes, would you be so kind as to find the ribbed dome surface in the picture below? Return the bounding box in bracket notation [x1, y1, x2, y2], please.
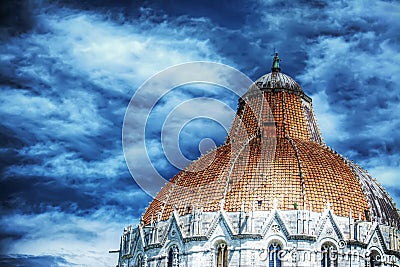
[253, 72, 303, 93]
[142, 67, 400, 228]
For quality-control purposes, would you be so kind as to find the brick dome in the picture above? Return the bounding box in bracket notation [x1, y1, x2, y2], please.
[142, 55, 400, 228]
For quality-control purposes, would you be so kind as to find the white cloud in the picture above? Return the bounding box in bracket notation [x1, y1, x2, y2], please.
[310, 90, 347, 144]
[1, 208, 134, 266]
[2, 1, 400, 266]
[160, 96, 234, 169]
[5, 149, 126, 183]
[1, 7, 229, 181]
[38, 11, 223, 92]
[0, 7, 231, 266]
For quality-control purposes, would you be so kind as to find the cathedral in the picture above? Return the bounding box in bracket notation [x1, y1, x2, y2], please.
[116, 54, 400, 267]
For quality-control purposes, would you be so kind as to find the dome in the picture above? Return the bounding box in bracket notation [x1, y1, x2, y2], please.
[117, 56, 400, 267]
[142, 55, 400, 228]
[252, 72, 303, 94]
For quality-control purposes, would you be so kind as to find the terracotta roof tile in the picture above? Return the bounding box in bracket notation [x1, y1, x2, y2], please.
[141, 71, 400, 227]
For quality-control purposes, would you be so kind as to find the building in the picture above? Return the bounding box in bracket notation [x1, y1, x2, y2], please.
[117, 54, 400, 266]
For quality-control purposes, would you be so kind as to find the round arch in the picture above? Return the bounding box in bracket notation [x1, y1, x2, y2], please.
[267, 240, 284, 267]
[211, 238, 229, 267]
[318, 237, 339, 248]
[320, 240, 338, 267]
[367, 248, 383, 267]
[259, 237, 287, 264]
[133, 253, 143, 267]
[166, 243, 180, 267]
[265, 235, 287, 248]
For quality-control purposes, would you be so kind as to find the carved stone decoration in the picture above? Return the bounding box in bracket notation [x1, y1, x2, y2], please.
[271, 225, 280, 233]
[326, 227, 333, 236]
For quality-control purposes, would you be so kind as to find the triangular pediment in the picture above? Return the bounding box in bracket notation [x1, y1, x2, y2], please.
[316, 210, 344, 241]
[366, 223, 388, 253]
[206, 211, 235, 240]
[161, 210, 184, 246]
[261, 210, 290, 238]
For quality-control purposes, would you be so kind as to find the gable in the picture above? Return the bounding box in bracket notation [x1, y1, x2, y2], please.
[206, 211, 235, 240]
[316, 211, 344, 241]
[366, 224, 388, 253]
[161, 211, 184, 246]
[261, 210, 290, 238]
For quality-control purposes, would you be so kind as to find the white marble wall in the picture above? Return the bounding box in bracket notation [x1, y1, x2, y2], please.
[118, 207, 400, 267]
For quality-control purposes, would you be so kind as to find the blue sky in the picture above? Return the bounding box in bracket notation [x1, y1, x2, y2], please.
[0, 0, 399, 266]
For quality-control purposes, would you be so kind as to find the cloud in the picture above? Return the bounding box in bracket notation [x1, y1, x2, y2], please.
[296, 2, 400, 195]
[0, 207, 133, 266]
[1, 0, 399, 266]
[0, 254, 71, 267]
[0, 4, 227, 181]
[0, 3, 234, 265]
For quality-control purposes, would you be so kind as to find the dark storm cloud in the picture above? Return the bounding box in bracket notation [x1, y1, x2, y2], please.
[0, 1, 38, 37]
[0, 177, 97, 213]
[0, 254, 70, 267]
[298, 1, 400, 165]
[1, 0, 399, 265]
[0, 2, 226, 264]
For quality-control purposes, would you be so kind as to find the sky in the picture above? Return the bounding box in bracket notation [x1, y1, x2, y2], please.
[0, 0, 399, 266]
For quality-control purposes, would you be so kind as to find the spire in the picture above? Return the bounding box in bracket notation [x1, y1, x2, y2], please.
[271, 52, 280, 72]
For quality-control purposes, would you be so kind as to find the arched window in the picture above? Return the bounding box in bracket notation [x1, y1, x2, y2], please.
[217, 243, 228, 267]
[369, 250, 382, 267]
[135, 254, 142, 267]
[321, 243, 337, 267]
[268, 242, 282, 267]
[167, 245, 179, 267]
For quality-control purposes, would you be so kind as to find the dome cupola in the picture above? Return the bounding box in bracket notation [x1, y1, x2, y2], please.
[117, 55, 400, 267]
[142, 55, 400, 228]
